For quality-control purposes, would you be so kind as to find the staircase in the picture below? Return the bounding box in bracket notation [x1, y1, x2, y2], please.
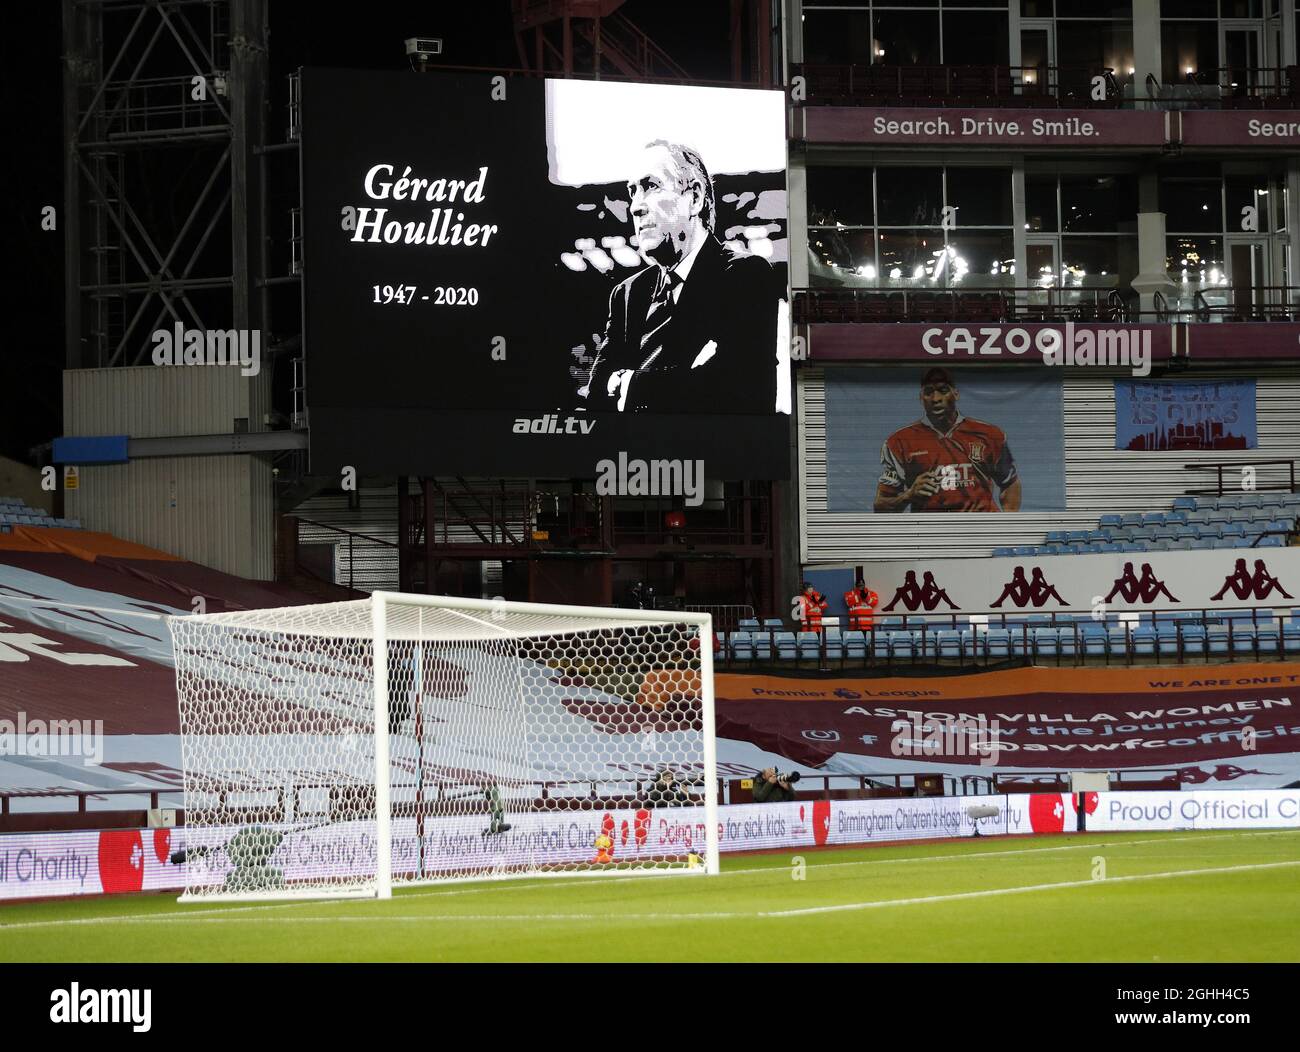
[511, 0, 691, 81]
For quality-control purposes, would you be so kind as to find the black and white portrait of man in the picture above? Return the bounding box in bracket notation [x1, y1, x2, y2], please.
[549, 80, 790, 419]
[581, 140, 784, 415]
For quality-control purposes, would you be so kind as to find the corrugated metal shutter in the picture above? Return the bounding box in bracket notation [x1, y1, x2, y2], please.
[799, 365, 1300, 563]
[62, 367, 274, 578]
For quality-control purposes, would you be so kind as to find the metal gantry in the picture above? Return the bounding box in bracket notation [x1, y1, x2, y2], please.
[62, 0, 270, 369]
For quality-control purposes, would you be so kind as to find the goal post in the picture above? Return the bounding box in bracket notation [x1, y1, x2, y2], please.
[168, 592, 718, 901]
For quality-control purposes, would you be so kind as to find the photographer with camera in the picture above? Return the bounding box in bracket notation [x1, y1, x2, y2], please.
[645, 767, 692, 808]
[752, 767, 798, 804]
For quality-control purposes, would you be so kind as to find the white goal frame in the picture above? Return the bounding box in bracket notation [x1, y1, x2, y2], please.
[170, 591, 719, 901]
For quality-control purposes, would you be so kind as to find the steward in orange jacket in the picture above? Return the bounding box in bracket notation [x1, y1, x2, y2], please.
[843, 579, 879, 631]
[797, 583, 829, 632]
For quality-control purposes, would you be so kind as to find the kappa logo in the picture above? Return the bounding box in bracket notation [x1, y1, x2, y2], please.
[1210, 557, 1294, 603]
[1104, 561, 1179, 604]
[882, 570, 959, 612]
[991, 565, 1068, 609]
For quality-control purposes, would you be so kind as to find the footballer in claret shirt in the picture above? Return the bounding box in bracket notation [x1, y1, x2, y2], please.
[873, 367, 1021, 513]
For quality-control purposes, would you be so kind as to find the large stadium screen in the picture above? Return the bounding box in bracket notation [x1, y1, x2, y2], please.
[301, 69, 791, 479]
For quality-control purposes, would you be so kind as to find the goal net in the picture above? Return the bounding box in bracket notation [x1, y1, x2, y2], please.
[167, 592, 717, 900]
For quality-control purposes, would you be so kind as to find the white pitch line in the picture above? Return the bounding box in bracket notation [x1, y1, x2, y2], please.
[3, 856, 1297, 932]
[760, 859, 1300, 919]
[383, 828, 1300, 901]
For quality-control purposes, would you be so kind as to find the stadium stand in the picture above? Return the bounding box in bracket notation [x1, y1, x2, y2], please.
[716, 603, 1300, 670]
[0, 496, 80, 531]
[992, 491, 1298, 557]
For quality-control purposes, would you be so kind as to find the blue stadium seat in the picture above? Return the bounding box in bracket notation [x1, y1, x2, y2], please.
[1229, 508, 1255, 522]
[1211, 538, 1236, 549]
[1046, 530, 1070, 543]
[1131, 626, 1156, 656]
[1172, 524, 1197, 538]
[890, 631, 915, 660]
[1165, 511, 1189, 525]
[1120, 513, 1144, 527]
[754, 630, 774, 661]
[738, 618, 760, 631]
[1041, 543, 1065, 554]
[992, 547, 1014, 557]
[1031, 627, 1058, 659]
[1121, 542, 1145, 552]
[1101, 542, 1123, 552]
[1179, 624, 1207, 656]
[729, 632, 754, 661]
[797, 631, 821, 660]
[774, 631, 797, 661]
[1221, 523, 1246, 538]
[1207, 625, 1230, 655]
[1141, 512, 1166, 525]
[936, 630, 964, 660]
[1256, 623, 1280, 654]
[986, 629, 1010, 658]
[1080, 623, 1107, 657]
[1258, 535, 1285, 548]
[1153, 526, 1178, 540]
[878, 616, 904, 629]
[843, 630, 867, 659]
[1207, 510, 1232, 524]
[1229, 625, 1257, 653]
[762, 618, 785, 629]
[1284, 624, 1300, 653]
[1098, 514, 1122, 528]
[1172, 497, 1197, 511]
[1066, 530, 1090, 543]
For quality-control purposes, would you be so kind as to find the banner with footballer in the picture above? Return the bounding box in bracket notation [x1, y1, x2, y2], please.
[822, 366, 1066, 513]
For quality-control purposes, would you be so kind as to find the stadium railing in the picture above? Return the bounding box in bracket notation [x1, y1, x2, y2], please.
[0, 788, 182, 834]
[717, 605, 1300, 672]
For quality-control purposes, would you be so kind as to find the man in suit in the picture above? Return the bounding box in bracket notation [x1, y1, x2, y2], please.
[581, 140, 783, 415]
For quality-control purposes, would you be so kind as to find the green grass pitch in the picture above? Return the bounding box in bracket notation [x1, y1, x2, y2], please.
[2, 829, 1298, 962]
